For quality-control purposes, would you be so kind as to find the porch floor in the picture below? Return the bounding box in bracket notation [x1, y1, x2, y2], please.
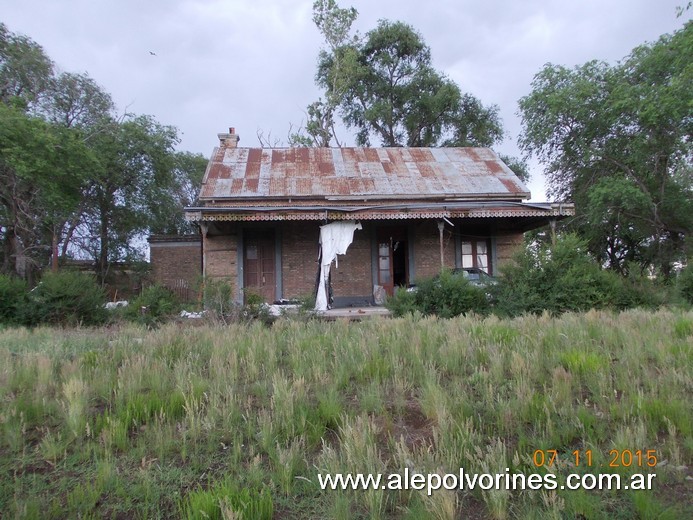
[319, 306, 391, 320]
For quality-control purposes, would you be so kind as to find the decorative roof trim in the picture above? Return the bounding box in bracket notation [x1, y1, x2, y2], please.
[185, 203, 574, 222]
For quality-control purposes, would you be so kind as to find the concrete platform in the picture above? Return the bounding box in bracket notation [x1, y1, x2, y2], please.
[319, 306, 391, 320]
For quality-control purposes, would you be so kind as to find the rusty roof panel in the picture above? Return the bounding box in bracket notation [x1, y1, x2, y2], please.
[245, 158, 260, 179]
[231, 178, 243, 194]
[198, 146, 530, 201]
[485, 160, 503, 175]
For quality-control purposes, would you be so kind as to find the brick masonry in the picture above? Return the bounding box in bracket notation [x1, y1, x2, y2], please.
[204, 232, 238, 280]
[148, 235, 201, 300]
[412, 221, 456, 280]
[173, 221, 525, 303]
[495, 232, 525, 268]
[329, 224, 373, 298]
[281, 222, 320, 299]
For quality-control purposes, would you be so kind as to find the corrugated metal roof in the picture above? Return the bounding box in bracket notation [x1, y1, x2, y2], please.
[199, 147, 530, 201]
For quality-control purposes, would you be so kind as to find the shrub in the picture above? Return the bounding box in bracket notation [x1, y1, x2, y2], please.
[0, 274, 29, 325]
[126, 284, 179, 326]
[386, 269, 490, 318]
[607, 271, 665, 310]
[493, 233, 658, 317]
[678, 262, 693, 304]
[385, 286, 419, 317]
[201, 277, 235, 322]
[27, 271, 107, 326]
[242, 290, 273, 325]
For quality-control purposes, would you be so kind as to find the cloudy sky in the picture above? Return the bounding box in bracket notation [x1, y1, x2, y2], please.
[3, 0, 689, 200]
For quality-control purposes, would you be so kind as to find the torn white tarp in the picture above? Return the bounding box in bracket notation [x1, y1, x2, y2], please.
[315, 221, 362, 311]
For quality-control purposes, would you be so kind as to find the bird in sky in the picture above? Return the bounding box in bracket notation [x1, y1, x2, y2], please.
[149, 51, 157, 56]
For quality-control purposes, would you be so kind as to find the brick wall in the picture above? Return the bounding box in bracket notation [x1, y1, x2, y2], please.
[329, 225, 372, 298]
[495, 232, 524, 268]
[280, 222, 372, 300]
[412, 221, 456, 280]
[204, 231, 238, 288]
[281, 222, 320, 299]
[195, 221, 526, 304]
[148, 235, 201, 301]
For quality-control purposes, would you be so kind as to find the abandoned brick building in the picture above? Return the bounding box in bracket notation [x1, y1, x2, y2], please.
[152, 128, 573, 307]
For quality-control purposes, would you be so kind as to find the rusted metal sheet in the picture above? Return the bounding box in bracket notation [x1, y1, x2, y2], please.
[200, 147, 530, 200]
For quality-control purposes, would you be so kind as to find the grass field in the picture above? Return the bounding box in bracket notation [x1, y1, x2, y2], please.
[1, 309, 691, 519]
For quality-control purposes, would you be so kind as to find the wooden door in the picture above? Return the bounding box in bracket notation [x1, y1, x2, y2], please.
[243, 230, 275, 303]
[377, 227, 407, 296]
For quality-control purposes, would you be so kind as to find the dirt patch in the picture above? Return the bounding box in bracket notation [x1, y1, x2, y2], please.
[375, 399, 435, 452]
[457, 493, 490, 519]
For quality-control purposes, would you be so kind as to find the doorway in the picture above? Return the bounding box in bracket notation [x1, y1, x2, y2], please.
[376, 227, 408, 296]
[243, 230, 276, 303]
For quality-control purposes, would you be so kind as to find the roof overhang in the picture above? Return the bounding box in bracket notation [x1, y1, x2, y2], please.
[185, 201, 574, 223]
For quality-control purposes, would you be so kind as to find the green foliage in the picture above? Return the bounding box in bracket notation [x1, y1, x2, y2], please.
[26, 271, 107, 326]
[0, 22, 53, 106]
[678, 263, 693, 304]
[0, 274, 28, 325]
[87, 115, 181, 281]
[202, 277, 235, 320]
[386, 269, 490, 318]
[518, 21, 693, 276]
[1, 23, 202, 284]
[498, 154, 530, 183]
[243, 290, 274, 325]
[126, 284, 179, 326]
[308, 3, 503, 148]
[1, 311, 692, 517]
[181, 481, 273, 520]
[494, 234, 659, 317]
[150, 151, 208, 235]
[384, 286, 419, 317]
[0, 103, 97, 279]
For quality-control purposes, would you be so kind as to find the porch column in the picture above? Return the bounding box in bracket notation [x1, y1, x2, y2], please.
[437, 221, 445, 268]
[200, 223, 208, 277]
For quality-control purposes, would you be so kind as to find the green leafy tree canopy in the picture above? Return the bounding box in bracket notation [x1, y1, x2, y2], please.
[518, 21, 693, 275]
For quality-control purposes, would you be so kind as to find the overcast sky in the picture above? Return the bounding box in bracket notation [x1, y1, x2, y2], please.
[3, 0, 689, 200]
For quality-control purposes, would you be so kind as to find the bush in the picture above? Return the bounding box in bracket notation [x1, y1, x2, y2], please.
[385, 286, 419, 317]
[27, 271, 107, 326]
[678, 263, 693, 304]
[126, 284, 179, 326]
[386, 269, 490, 318]
[242, 290, 273, 325]
[201, 277, 235, 322]
[493, 234, 660, 317]
[0, 274, 29, 325]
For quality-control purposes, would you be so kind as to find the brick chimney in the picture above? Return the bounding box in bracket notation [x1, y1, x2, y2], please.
[218, 127, 240, 148]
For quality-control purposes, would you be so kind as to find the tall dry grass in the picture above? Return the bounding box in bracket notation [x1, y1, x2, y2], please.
[0, 309, 690, 518]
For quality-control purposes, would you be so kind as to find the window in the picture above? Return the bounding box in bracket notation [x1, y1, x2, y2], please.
[378, 242, 391, 284]
[461, 239, 491, 274]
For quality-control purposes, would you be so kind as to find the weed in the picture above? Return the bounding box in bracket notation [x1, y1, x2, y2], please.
[181, 480, 273, 520]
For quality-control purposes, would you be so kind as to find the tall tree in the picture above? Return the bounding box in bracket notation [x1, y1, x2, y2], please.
[518, 21, 693, 275]
[1, 23, 204, 282]
[0, 22, 53, 108]
[303, 0, 359, 147]
[83, 115, 180, 281]
[149, 151, 208, 235]
[309, 4, 503, 149]
[38, 71, 115, 270]
[40, 71, 114, 129]
[0, 26, 96, 279]
[0, 104, 94, 279]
